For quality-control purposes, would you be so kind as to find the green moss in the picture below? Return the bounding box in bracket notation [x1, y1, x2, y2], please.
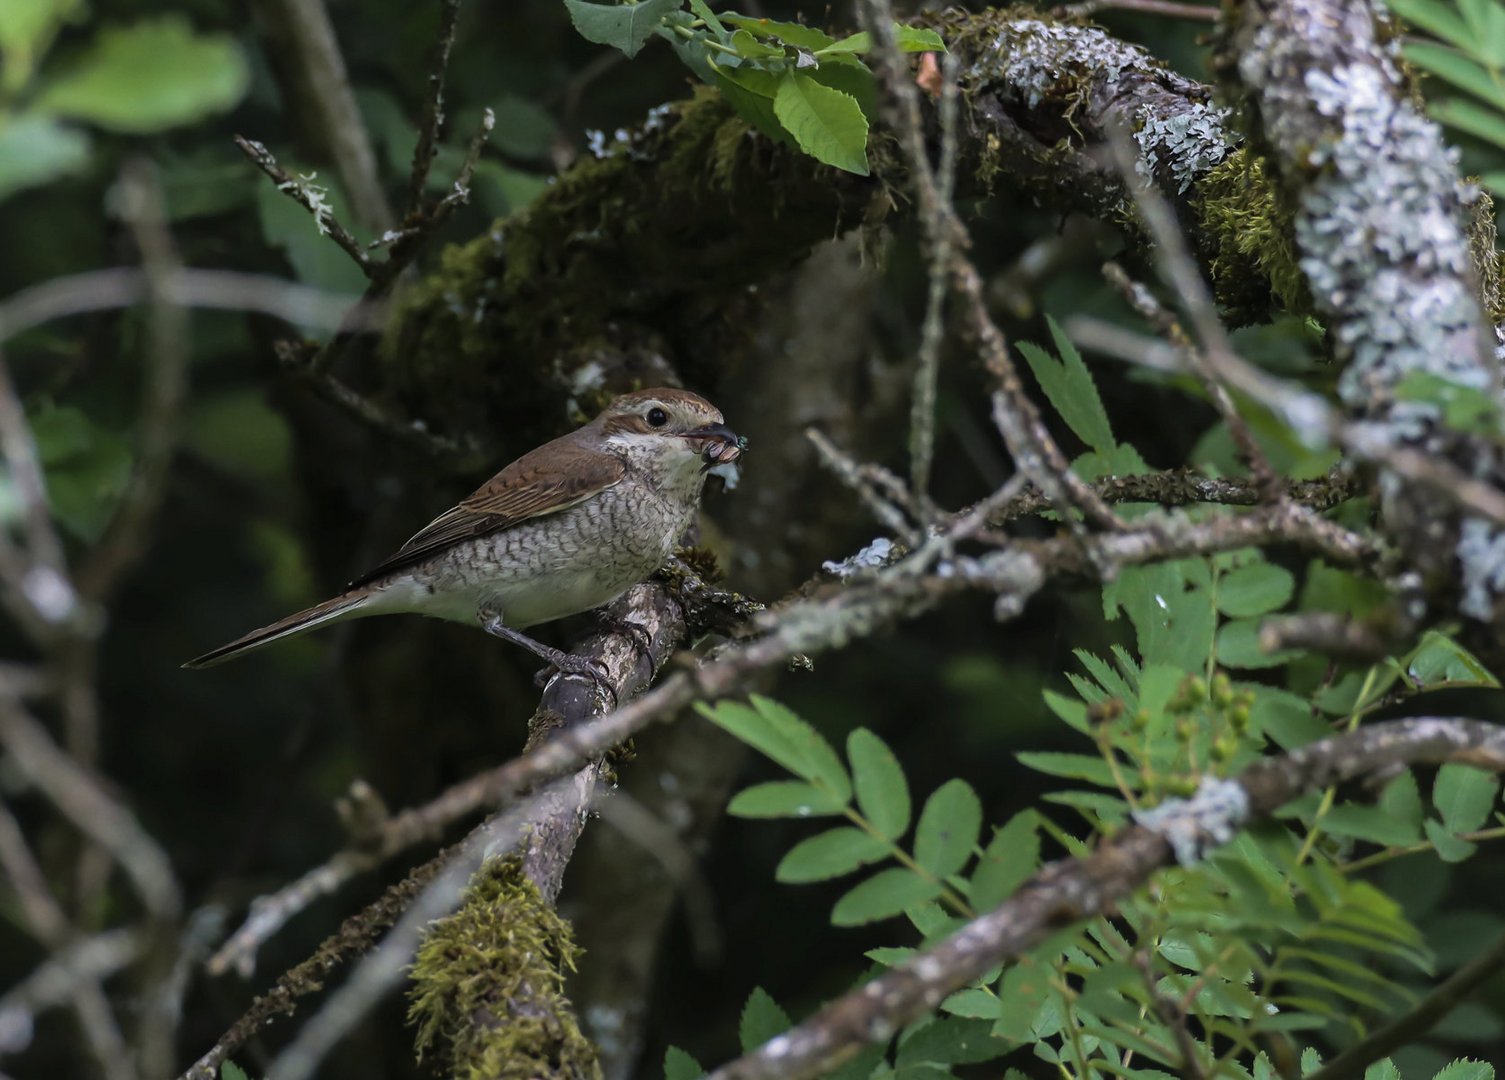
[408, 858, 599, 1080]
[1197, 146, 1309, 323]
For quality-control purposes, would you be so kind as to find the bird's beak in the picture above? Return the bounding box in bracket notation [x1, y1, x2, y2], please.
[681, 422, 746, 472]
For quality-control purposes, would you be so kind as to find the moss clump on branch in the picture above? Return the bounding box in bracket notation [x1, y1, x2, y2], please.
[1197, 146, 1308, 322]
[408, 857, 599, 1080]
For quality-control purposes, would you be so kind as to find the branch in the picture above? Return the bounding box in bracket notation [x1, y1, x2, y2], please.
[705, 718, 1505, 1080]
[248, 0, 393, 232]
[234, 135, 373, 276]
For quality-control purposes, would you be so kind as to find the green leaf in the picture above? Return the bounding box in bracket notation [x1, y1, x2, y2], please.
[564, 0, 682, 57]
[664, 1045, 703, 1080]
[866, 945, 915, 966]
[686, 0, 727, 37]
[776, 826, 891, 882]
[727, 780, 845, 818]
[711, 64, 793, 145]
[848, 728, 912, 840]
[1216, 618, 1298, 669]
[939, 987, 999, 1018]
[1424, 818, 1478, 862]
[1320, 804, 1422, 847]
[992, 962, 1052, 1041]
[722, 14, 835, 51]
[1432, 96, 1505, 150]
[36, 17, 249, 133]
[1379, 771, 1425, 835]
[772, 71, 869, 175]
[698, 698, 850, 801]
[816, 24, 946, 55]
[1216, 562, 1295, 617]
[1434, 764, 1499, 833]
[0, 112, 89, 200]
[1017, 319, 1115, 454]
[739, 987, 791, 1051]
[915, 779, 982, 877]
[1405, 42, 1505, 113]
[832, 867, 944, 925]
[969, 812, 1039, 909]
[0, 0, 82, 92]
[30, 403, 131, 542]
[1391, 0, 1475, 48]
[221, 1064, 252, 1080]
[1432, 1060, 1495, 1080]
[1458, 0, 1505, 64]
[730, 28, 785, 58]
[1015, 751, 1117, 787]
[896, 1018, 1008, 1066]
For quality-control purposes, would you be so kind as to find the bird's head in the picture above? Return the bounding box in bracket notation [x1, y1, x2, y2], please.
[597, 387, 745, 488]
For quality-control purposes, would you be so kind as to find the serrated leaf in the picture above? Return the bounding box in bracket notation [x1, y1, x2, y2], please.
[866, 945, 915, 966]
[698, 698, 850, 801]
[711, 64, 793, 145]
[772, 71, 869, 175]
[664, 1045, 703, 1080]
[914, 779, 982, 877]
[848, 728, 911, 839]
[1434, 763, 1499, 833]
[37, 17, 249, 133]
[727, 780, 845, 818]
[969, 812, 1039, 910]
[1017, 323, 1115, 455]
[1432, 1060, 1495, 1080]
[776, 826, 891, 882]
[832, 867, 943, 925]
[565, 0, 682, 57]
[1216, 562, 1295, 617]
[751, 695, 851, 800]
[739, 987, 791, 1052]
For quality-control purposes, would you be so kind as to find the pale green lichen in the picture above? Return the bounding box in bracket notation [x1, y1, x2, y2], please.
[408, 858, 599, 1080]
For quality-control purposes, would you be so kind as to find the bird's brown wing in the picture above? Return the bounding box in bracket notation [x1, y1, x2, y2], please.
[348, 439, 626, 588]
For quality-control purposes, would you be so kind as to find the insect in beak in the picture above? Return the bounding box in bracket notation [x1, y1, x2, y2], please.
[681, 423, 747, 473]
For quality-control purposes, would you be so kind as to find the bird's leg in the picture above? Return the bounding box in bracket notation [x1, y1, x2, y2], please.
[478, 608, 615, 705]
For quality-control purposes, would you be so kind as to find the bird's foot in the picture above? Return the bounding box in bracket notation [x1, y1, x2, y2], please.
[478, 608, 616, 706]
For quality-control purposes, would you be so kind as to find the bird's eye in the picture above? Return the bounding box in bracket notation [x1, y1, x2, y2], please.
[646, 407, 669, 428]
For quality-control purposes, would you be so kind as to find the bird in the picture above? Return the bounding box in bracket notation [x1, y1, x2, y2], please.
[184, 387, 744, 680]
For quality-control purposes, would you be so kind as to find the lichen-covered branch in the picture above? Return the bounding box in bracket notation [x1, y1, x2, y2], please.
[373, 12, 1283, 446]
[1222, 0, 1505, 648]
[705, 717, 1505, 1080]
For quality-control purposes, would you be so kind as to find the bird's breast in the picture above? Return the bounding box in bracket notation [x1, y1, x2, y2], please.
[383, 479, 694, 628]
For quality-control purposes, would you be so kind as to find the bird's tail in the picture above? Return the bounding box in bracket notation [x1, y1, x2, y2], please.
[182, 592, 372, 669]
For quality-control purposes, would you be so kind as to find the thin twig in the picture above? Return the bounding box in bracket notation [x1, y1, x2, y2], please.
[234, 135, 374, 276]
[406, 0, 464, 216]
[248, 0, 393, 232]
[1101, 261, 1277, 489]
